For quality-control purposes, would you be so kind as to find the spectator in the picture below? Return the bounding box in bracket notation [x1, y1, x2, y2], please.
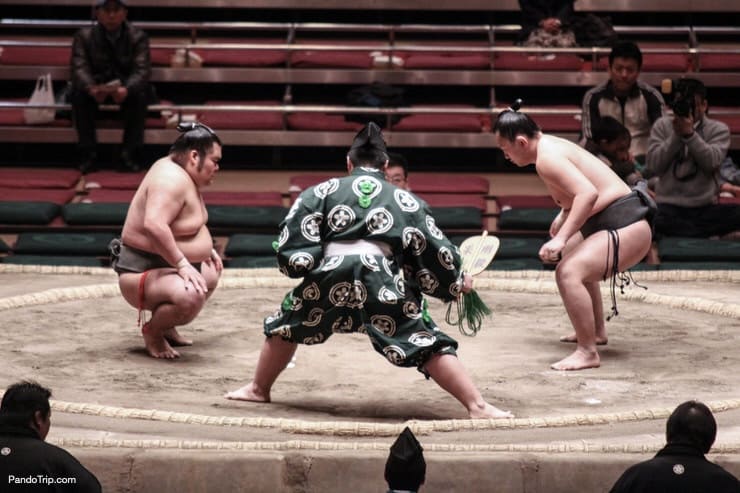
[581, 41, 665, 163]
[719, 156, 740, 198]
[646, 78, 740, 238]
[70, 0, 154, 173]
[516, 0, 577, 48]
[586, 116, 645, 187]
[385, 427, 426, 493]
[385, 151, 410, 190]
[610, 400, 740, 493]
[0, 381, 101, 492]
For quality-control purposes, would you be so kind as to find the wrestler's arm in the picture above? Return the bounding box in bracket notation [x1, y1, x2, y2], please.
[537, 154, 597, 258]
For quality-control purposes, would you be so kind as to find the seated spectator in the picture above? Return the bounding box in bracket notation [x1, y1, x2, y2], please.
[516, 0, 577, 48]
[385, 151, 410, 190]
[385, 427, 426, 493]
[646, 78, 740, 238]
[719, 156, 740, 197]
[609, 400, 740, 493]
[585, 116, 645, 187]
[581, 41, 665, 163]
[70, 0, 154, 173]
[0, 381, 101, 492]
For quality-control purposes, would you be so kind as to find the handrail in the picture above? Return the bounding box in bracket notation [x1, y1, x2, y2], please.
[3, 18, 739, 37]
[3, 101, 739, 116]
[5, 39, 740, 56]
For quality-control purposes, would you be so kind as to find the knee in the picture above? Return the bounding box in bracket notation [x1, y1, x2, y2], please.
[173, 290, 206, 322]
[554, 261, 582, 287]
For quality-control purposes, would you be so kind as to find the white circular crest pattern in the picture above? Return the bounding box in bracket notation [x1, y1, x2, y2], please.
[403, 301, 423, 319]
[288, 252, 314, 272]
[277, 226, 289, 249]
[409, 331, 437, 347]
[425, 215, 444, 240]
[300, 212, 323, 242]
[402, 227, 427, 256]
[449, 279, 463, 297]
[268, 325, 292, 339]
[382, 257, 394, 276]
[437, 246, 456, 270]
[365, 207, 393, 235]
[332, 316, 354, 333]
[361, 254, 381, 272]
[394, 274, 406, 296]
[314, 178, 340, 199]
[327, 205, 356, 232]
[302, 282, 321, 300]
[302, 308, 324, 327]
[329, 281, 368, 308]
[416, 269, 440, 294]
[394, 189, 420, 212]
[383, 345, 406, 365]
[303, 333, 325, 345]
[378, 286, 399, 304]
[371, 314, 397, 336]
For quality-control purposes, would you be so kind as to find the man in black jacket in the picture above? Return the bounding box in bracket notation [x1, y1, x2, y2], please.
[70, 0, 153, 173]
[610, 400, 740, 492]
[0, 381, 101, 492]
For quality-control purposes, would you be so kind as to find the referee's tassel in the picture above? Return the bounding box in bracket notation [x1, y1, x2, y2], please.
[445, 289, 492, 336]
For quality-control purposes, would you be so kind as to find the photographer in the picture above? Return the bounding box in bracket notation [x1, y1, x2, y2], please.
[646, 78, 740, 238]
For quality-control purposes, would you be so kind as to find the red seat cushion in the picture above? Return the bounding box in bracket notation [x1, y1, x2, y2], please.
[0, 46, 71, 65]
[287, 113, 363, 131]
[150, 47, 176, 66]
[0, 187, 76, 204]
[410, 174, 489, 194]
[697, 53, 740, 71]
[83, 171, 146, 190]
[202, 191, 284, 206]
[290, 40, 379, 68]
[404, 53, 490, 69]
[199, 100, 283, 130]
[194, 39, 288, 67]
[595, 53, 689, 72]
[83, 188, 135, 203]
[0, 168, 81, 188]
[496, 195, 557, 209]
[392, 105, 485, 132]
[417, 193, 487, 210]
[494, 53, 583, 71]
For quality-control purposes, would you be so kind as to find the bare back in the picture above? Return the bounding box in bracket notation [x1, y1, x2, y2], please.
[121, 156, 213, 263]
[536, 134, 630, 215]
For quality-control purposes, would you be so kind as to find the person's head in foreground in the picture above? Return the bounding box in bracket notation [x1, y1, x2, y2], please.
[493, 99, 542, 167]
[666, 400, 717, 454]
[347, 122, 389, 170]
[385, 427, 426, 492]
[0, 380, 52, 440]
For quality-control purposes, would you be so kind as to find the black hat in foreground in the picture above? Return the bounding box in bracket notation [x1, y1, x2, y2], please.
[350, 121, 387, 154]
[385, 427, 426, 491]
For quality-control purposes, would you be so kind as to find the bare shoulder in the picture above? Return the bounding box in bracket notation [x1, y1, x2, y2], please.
[144, 158, 189, 188]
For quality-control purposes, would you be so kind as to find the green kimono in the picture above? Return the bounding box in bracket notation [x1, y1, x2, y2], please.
[265, 167, 464, 371]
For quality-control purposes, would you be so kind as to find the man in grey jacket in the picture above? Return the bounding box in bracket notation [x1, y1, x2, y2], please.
[70, 0, 152, 173]
[646, 78, 740, 238]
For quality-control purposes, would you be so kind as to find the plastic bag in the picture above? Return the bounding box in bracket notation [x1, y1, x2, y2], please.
[23, 73, 56, 125]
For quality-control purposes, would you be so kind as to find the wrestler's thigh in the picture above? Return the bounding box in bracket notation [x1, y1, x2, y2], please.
[142, 268, 205, 310]
[561, 221, 651, 282]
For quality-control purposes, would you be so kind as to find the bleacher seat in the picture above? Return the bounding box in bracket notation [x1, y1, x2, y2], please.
[199, 100, 284, 130]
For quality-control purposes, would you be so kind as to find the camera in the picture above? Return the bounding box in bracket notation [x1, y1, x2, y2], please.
[661, 78, 700, 118]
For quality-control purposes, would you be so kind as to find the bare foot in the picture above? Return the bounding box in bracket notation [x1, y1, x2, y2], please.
[550, 349, 600, 371]
[164, 327, 193, 347]
[224, 382, 270, 403]
[469, 402, 514, 419]
[141, 324, 180, 359]
[559, 334, 608, 345]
